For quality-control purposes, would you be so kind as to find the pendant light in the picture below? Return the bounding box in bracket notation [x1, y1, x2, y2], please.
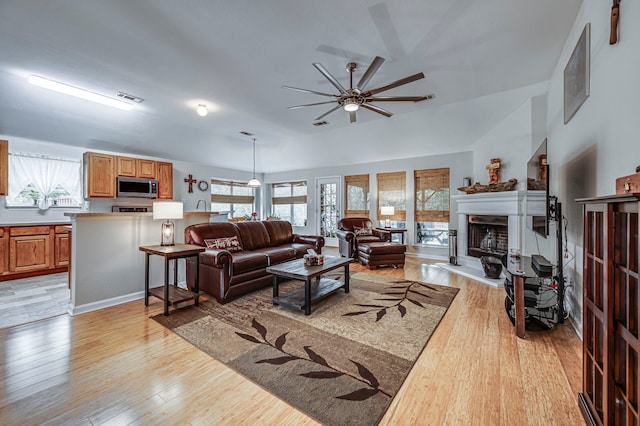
[247, 138, 261, 188]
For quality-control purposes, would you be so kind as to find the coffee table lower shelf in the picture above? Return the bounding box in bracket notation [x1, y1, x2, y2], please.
[149, 286, 198, 306]
[273, 278, 345, 312]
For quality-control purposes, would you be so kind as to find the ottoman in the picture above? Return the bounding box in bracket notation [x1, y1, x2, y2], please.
[357, 242, 406, 269]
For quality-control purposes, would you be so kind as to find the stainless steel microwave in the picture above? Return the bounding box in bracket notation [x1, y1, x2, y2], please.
[116, 176, 158, 198]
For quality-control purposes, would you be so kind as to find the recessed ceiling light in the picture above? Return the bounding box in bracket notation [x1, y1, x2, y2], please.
[196, 104, 208, 117]
[27, 75, 134, 111]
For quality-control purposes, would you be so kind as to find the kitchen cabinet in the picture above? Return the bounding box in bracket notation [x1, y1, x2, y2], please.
[157, 161, 173, 199]
[0, 139, 7, 196]
[84, 152, 115, 198]
[0, 224, 70, 281]
[54, 226, 70, 267]
[578, 194, 639, 425]
[9, 226, 51, 274]
[116, 156, 157, 179]
[85, 151, 172, 199]
[116, 156, 137, 177]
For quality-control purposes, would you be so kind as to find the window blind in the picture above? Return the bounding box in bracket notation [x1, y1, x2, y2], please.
[344, 174, 369, 217]
[377, 171, 406, 221]
[414, 168, 450, 222]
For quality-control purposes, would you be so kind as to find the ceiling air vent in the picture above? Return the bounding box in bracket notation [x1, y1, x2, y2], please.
[313, 121, 329, 127]
[116, 92, 144, 103]
[239, 131, 254, 136]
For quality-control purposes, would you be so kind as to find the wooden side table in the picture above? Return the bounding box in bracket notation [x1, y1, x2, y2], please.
[139, 244, 205, 316]
[377, 228, 407, 244]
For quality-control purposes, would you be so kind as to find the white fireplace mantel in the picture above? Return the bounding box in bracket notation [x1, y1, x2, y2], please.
[445, 190, 527, 287]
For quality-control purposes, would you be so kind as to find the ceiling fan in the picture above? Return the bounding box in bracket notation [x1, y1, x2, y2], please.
[283, 56, 434, 124]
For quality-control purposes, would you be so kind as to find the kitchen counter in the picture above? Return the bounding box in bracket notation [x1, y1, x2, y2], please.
[65, 211, 211, 219]
[1, 221, 72, 226]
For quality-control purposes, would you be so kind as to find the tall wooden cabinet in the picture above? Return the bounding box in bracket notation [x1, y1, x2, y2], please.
[579, 194, 639, 425]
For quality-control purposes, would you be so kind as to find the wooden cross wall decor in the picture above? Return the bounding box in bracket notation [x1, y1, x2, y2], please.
[610, 0, 620, 45]
[486, 158, 501, 185]
[184, 174, 197, 193]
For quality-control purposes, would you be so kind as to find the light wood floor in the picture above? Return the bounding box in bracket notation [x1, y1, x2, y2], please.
[0, 255, 584, 425]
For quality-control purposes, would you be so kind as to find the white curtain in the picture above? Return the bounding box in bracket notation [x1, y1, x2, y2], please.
[8, 153, 82, 210]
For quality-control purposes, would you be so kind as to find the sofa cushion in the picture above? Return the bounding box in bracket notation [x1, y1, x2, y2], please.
[230, 251, 268, 274]
[185, 222, 241, 247]
[204, 236, 242, 252]
[262, 220, 294, 246]
[254, 246, 296, 265]
[235, 221, 271, 250]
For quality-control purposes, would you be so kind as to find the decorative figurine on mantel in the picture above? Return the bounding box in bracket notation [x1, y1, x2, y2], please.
[486, 158, 501, 184]
[457, 157, 518, 194]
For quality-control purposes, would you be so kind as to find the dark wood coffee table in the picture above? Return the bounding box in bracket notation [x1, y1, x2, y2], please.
[267, 256, 351, 315]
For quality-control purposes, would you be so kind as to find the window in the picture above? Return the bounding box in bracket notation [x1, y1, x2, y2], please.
[210, 179, 255, 218]
[377, 171, 406, 221]
[415, 168, 450, 246]
[7, 153, 82, 208]
[271, 181, 307, 226]
[344, 174, 369, 217]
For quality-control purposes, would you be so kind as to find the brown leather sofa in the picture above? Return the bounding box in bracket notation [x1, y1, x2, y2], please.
[184, 220, 324, 303]
[336, 217, 390, 258]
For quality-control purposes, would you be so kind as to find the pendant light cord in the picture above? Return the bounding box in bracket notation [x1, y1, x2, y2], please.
[252, 138, 256, 178]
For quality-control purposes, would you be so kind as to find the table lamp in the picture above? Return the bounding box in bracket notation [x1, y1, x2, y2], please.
[380, 206, 394, 228]
[153, 201, 183, 246]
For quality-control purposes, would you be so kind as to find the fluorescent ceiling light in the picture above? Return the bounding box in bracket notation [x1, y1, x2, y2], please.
[27, 75, 134, 111]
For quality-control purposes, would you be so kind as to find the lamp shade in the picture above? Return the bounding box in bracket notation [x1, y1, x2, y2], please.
[380, 206, 395, 216]
[153, 201, 183, 220]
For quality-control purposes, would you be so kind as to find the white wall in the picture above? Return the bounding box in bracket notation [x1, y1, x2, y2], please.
[545, 0, 640, 334]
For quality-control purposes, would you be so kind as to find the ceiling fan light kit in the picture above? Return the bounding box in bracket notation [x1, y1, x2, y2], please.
[284, 56, 434, 124]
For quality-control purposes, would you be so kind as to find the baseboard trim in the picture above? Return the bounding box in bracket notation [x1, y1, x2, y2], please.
[68, 291, 145, 316]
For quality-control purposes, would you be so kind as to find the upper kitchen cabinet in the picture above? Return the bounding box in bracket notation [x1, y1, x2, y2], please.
[117, 156, 157, 179]
[156, 161, 173, 199]
[84, 152, 115, 198]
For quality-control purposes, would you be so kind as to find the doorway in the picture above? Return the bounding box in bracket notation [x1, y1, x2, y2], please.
[316, 176, 341, 247]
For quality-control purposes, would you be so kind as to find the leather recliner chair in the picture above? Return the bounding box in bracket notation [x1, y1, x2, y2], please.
[336, 217, 390, 258]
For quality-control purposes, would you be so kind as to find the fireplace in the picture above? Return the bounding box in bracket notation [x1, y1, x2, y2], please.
[449, 191, 526, 287]
[467, 215, 508, 258]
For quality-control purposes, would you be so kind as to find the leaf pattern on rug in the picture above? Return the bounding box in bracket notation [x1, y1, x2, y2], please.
[235, 318, 391, 401]
[343, 279, 439, 321]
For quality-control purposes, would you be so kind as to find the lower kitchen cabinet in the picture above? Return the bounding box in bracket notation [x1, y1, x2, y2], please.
[0, 224, 70, 281]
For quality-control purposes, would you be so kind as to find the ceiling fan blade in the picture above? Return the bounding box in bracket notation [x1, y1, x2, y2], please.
[366, 94, 435, 102]
[312, 62, 347, 94]
[361, 103, 393, 118]
[349, 110, 357, 123]
[365, 72, 425, 96]
[356, 56, 385, 91]
[315, 105, 342, 121]
[282, 85, 336, 97]
[287, 101, 337, 110]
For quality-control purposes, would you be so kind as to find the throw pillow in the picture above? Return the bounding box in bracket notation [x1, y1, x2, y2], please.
[204, 236, 243, 252]
[354, 226, 374, 236]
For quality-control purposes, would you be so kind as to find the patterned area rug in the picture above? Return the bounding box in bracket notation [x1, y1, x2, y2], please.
[153, 272, 458, 425]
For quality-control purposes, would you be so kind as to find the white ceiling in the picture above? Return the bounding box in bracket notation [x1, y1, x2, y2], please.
[0, 0, 582, 173]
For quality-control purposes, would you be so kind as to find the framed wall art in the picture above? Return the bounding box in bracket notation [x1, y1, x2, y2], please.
[564, 22, 591, 124]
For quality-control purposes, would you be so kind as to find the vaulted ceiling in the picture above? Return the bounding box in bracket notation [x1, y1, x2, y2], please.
[0, 0, 582, 173]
